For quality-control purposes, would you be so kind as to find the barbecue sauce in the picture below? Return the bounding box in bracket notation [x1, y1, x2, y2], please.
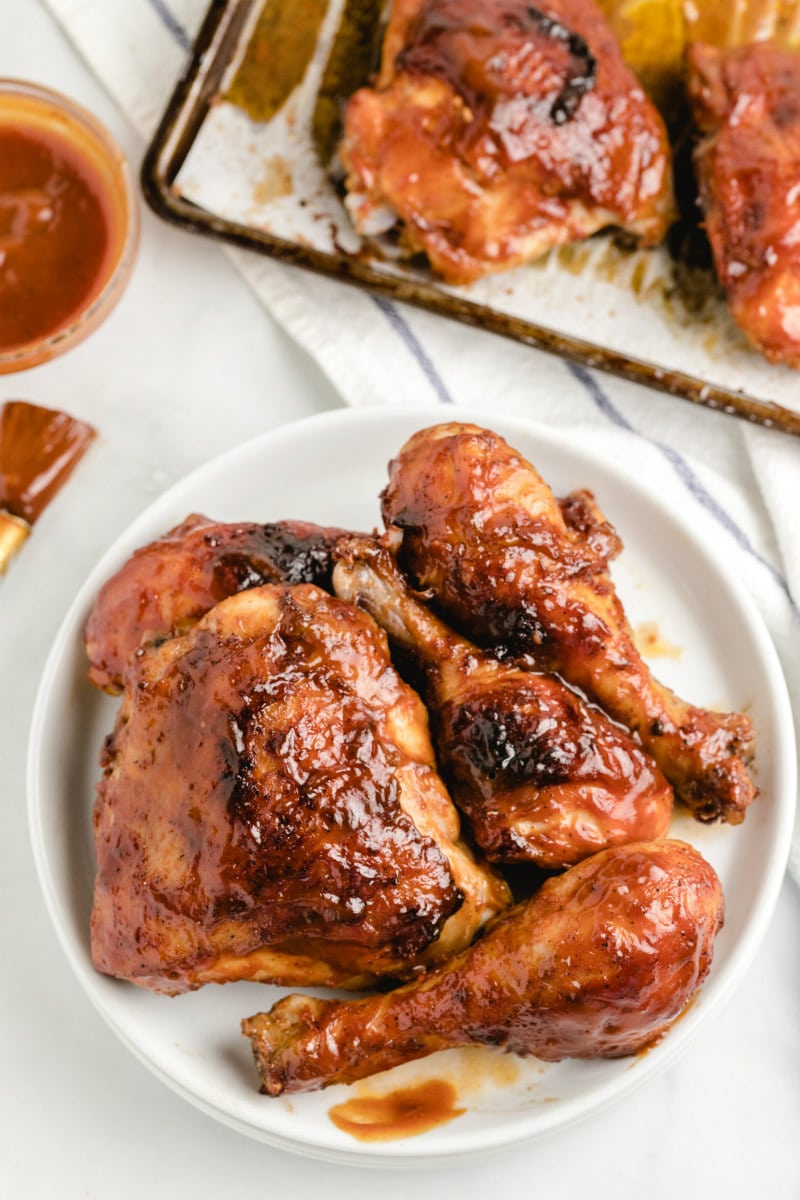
[0, 123, 114, 352]
[328, 1079, 465, 1141]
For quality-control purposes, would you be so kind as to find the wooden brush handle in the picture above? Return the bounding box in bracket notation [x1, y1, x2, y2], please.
[0, 510, 30, 573]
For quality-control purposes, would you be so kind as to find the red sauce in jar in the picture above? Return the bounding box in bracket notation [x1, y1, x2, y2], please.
[0, 83, 135, 368]
[0, 125, 113, 351]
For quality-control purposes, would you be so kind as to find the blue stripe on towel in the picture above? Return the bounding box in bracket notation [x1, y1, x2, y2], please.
[567, 361, 799, 618]
[145, 0, 192, 50]
[370, 296, 455, 405]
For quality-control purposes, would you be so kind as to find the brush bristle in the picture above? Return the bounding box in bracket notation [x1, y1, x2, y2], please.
[0, 400, 96, 525]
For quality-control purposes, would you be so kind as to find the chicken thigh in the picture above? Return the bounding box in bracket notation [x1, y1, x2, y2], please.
[91, 583, 510, 994]
[85, 514, 349, 693]
[243, 839, 723, 1093]
[381, 423, 756, 823]
[688, 40, 800, 367]
[333, 533, 672, 866]
[341, 0, 674, 284]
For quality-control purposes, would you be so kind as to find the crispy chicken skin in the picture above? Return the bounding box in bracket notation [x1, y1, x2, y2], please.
[381, 423, 756, 824]
[243, 839, 723, 1093]
[91, 583, 510, 995]
[85, 514, 350, 693]
[333, 534, 672, 866]
[688, 41, 800, 367]
[341, 0, 674, 284]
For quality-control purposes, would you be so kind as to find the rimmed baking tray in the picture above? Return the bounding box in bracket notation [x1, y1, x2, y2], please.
[141, 0, 800, 436]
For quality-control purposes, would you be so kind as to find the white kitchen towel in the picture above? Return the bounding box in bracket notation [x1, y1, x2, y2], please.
[44, 0, 800, 879]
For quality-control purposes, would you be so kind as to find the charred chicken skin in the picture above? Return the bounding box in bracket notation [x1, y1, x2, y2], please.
[341, 0, 675, 284]
[243, 839, 723, 1094]
[85, 514, 350, 693]
[333, 533, 672, 866]
[688, 40, 800, 367]
[381, 423, 756, 824]
[91, 583, 510, 995]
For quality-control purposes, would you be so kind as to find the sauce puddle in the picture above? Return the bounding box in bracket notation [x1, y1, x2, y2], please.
[328, 1078, 466, 1142]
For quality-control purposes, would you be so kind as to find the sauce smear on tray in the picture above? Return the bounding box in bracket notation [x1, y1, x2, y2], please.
[226, 0, 328, 123]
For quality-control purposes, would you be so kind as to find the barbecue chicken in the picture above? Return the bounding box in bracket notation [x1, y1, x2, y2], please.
[381, 422, 756, 823]
[333, 533, 672, 866]
[243, 839, 724, 1093]
[91, 583, 510, 994]
[341, 0, 675, 283]
[688, 40, 800, 367]
[85, 514, 348, 693]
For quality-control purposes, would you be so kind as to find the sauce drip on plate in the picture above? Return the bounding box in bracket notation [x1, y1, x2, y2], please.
[328, 1078, 466, 1142]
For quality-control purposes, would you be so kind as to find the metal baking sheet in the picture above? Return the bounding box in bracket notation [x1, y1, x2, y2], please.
[141, 0, 800, 435]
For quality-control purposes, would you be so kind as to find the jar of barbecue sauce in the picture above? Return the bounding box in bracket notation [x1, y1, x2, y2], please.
[0, 80, 138, 372]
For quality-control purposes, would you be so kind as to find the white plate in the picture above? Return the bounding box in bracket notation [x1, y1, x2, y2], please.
[27, 407, 796, 1166]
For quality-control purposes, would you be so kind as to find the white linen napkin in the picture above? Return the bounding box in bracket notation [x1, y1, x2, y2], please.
[43, 0, 800, 879]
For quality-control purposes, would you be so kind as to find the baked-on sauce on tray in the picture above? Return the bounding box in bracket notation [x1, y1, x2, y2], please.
[224, 0, 383, 166]
[225, 0, 328, 123]
[328, 1079, 466, 1142]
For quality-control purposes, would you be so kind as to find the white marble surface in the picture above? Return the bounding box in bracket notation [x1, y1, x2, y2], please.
[1, 4, 798, 1197]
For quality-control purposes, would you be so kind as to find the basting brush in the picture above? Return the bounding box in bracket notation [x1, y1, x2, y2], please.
[0, 400, 96, 573]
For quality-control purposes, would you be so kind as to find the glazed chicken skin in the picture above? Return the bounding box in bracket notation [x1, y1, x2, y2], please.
[85, 514, 350, 693]
[382, 424, 756, 824]
[243, 839, 723, 1093]
[341, 0, 674, 284]
[333, 533, 672, 866]
[688, 41, 800, 367]
[91, 583, 509, 995]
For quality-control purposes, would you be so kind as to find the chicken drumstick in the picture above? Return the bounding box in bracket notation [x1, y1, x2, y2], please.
[381, 423, 756, 824]
[333, 533, 672, 866]
[243, 839, 723, 1094]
